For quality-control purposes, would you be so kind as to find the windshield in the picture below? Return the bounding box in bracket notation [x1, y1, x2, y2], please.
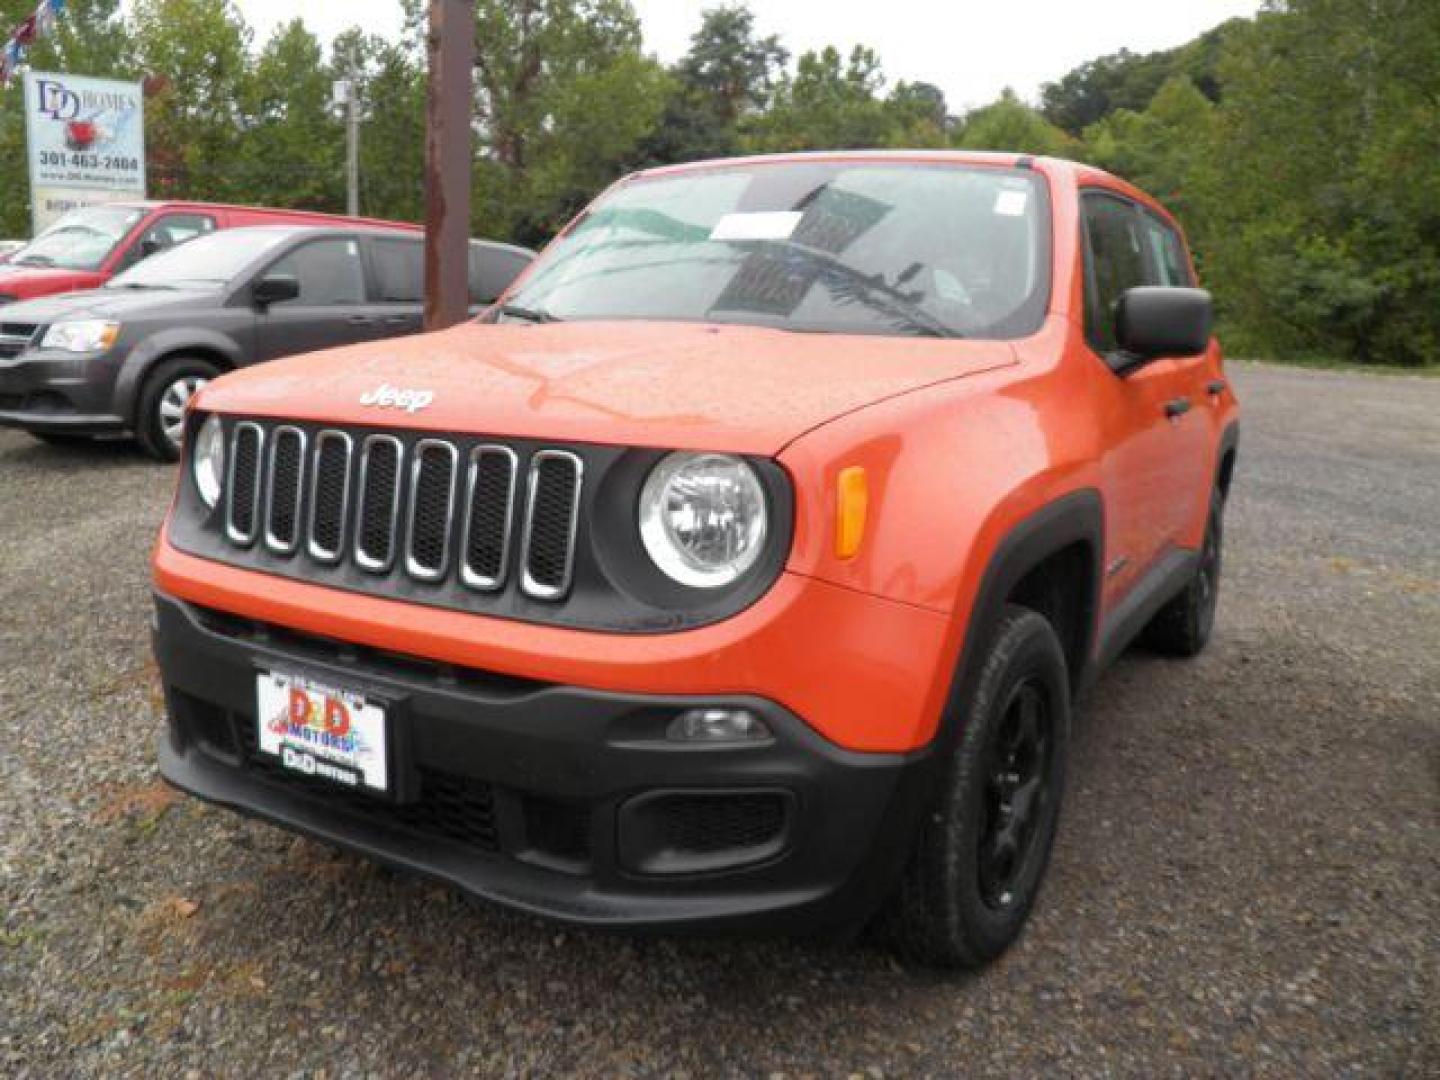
[502, 163, 1050, 339]
[107, 228, 294, 290]
[10, 205, 144, 272]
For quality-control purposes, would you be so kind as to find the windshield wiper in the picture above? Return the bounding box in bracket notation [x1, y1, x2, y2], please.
[764, 244, 963, 339]
[495, 303, 562, 324]
[17, 255, 55, 268]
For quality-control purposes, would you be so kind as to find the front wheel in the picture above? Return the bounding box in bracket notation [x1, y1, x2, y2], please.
[883, 605, 1071, 969]
[135, 357, 219, 462]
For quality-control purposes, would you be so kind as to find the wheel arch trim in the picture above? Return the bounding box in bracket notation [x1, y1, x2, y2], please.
[933, 488, 1104, 753]
[115, 331, 243, 426]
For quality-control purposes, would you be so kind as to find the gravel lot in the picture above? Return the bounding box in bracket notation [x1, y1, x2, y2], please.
[1, 361, 1436, 1077]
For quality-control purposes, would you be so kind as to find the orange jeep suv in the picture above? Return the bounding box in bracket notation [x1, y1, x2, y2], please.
[153, 152, 1238, 968]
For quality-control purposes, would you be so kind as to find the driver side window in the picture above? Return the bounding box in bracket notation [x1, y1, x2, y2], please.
[264, 239, 366, 306]
[1081, 193, 1148, 355]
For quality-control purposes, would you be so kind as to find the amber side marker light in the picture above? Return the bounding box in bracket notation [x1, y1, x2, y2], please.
[835, 466, 868, 559]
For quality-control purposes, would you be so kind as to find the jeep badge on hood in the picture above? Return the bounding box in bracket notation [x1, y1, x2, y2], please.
[359, 384, 434, 413]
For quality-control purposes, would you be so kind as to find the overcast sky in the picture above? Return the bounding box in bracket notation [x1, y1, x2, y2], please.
[231, 0, 1263, 110]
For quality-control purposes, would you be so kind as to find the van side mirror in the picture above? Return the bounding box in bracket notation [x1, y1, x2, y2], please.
[253, 274, 300, 308]
[1113, 287, 1213, 369]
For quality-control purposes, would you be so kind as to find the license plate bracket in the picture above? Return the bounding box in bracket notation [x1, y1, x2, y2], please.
[255, 670, 395, 798]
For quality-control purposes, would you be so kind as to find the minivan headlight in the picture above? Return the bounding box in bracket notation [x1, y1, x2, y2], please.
[639, 452, 768, 588]
[192, 413, 225, 509]
[40, 319, 120, 353]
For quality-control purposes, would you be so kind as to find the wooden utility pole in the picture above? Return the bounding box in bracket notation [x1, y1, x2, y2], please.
[424, 1, 475, 330]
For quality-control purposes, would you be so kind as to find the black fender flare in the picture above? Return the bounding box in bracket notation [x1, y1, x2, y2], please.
[114, 330, 243, 426]
[936, 488, 1105, 753]
[861, 489, 1105, 911]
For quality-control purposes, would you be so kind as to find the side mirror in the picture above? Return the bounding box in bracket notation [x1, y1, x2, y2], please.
[1113, 286, 1213, 369]
[139, 237, 163, 258]
[252, 274, 300, 308]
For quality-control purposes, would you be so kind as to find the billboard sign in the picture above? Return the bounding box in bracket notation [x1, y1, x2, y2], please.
[23, 70, 145, 233]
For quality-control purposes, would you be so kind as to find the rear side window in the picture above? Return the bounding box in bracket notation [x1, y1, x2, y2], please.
[371, 238, 424, 302]
[1081, 193, 1148, 354]
[150, 213, 216, 247]
[267, 239, 365, 305]
[469, 245, 532, 304]
[117, 212, 217, 271]
[1140, 213, 1193, 287]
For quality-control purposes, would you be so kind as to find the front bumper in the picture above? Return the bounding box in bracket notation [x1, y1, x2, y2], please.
[154, 591, 938, 933]
[0, 350, 125, 433]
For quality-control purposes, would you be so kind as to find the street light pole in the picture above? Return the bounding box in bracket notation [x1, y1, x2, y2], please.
[424, 0, 474, 330]
[345, 70, 360, 218]
[333, 73, 361, 218]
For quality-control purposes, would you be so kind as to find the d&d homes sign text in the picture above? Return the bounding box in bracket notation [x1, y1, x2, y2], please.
[23, 70, 146, 233]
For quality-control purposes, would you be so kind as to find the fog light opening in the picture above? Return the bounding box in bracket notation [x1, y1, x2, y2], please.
[666, 708, 772, 745]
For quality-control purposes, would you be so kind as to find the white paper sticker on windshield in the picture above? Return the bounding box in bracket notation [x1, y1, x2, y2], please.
[710, 211, 803, 241]
[994, 190, 1029, 217]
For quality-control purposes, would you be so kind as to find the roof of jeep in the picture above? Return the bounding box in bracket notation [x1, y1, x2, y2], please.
[627, 150, 1177, 226]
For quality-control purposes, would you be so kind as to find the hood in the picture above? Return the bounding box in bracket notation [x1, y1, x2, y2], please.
[196, 320, 1016, 455]
[0, 265, 105, 300]
[0, 286, 215, 325]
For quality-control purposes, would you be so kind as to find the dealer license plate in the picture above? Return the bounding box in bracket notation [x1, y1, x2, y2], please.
[255, 671, 389, 795]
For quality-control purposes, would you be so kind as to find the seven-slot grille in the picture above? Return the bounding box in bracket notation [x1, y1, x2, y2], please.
[222, 421, 582, 601]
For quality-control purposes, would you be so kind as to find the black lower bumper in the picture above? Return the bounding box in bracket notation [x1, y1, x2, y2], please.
[0, 353, 125, 434]
[152, 591, 936, 933]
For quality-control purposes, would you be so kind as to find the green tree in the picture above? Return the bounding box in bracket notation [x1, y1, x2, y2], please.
[743, 45, 899, 151]
[235, 19, 344, 210]
[1083, 75, 1218, 226]
[887, 80, 951, 145]
[955, 88, 1078, 157]
[1200, 0, 1440, 364]
[630, 3, 788, 166]
[471, 0, 667, 244]
[337, 31, 425, 223]
[1040, 21, 1241, 136]
[129, 0, 251, 199]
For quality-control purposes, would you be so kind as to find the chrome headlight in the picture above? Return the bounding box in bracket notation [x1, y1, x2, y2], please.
[191, 413, 225, 509]
[40, 319, 120, 353]
[639, 452, 768, 588]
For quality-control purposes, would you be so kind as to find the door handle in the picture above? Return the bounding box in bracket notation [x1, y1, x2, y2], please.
[1164, 397, 1192, 419]
[347, 315, 377, 326]
[1206, 379, 1227, 397]
[384, 315, 415, 326]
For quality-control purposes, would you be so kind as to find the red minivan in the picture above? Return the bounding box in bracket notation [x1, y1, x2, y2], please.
[0, 201, 418, 304]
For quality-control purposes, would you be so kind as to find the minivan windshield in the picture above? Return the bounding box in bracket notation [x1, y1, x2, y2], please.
[107, 228, 294, 291]
[9, 205, 145, 272]
[501, 162, 1050, 339]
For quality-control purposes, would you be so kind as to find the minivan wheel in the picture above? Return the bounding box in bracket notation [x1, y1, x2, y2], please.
[1141, 488, 1224, 657]
[136, 357, 219, 462]
[883, 605, 1070, 969]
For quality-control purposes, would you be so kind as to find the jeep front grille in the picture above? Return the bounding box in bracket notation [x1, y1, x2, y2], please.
[222, 422, 582, 601]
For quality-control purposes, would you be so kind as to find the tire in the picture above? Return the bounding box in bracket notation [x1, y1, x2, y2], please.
[884, 605, 1071, 969]
[135, 356, 220, 462]
[1140, 488, 1224, 657]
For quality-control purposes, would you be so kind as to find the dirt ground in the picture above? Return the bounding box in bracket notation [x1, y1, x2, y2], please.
[1, 360, 1436, 1076]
